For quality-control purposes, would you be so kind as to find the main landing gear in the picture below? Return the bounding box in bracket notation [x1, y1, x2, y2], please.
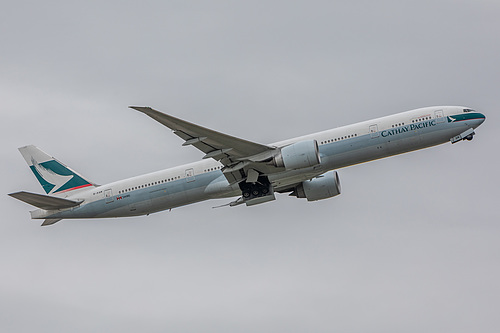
[213, 175, 276, 208]
[238, 176, 276, 206]
[240, 176, 271, 199]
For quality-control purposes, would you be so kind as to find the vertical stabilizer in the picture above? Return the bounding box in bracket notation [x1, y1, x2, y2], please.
[18, 145, 97, 196]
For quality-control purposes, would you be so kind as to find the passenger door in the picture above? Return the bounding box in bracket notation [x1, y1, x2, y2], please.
[369, 124, 379, 138]
[185, 168, 195, 183]
[435, 110, 445, 123]
[104, 189, 114, 204]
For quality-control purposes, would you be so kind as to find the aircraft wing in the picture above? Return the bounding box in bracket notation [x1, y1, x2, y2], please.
[131, 106, 280, 183]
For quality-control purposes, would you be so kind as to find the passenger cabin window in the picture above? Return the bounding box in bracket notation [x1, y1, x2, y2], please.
[320, 132, 358, 145]
[412, 116, 432, 123]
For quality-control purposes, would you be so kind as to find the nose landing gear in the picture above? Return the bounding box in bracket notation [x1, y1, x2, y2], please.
[451, 128, 475, 144]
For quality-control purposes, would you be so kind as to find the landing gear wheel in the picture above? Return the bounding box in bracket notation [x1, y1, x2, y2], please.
[465, 134, 474, 141]
[239, 176, 273, 202]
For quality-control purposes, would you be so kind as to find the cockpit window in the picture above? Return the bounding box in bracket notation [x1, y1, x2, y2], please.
[463, 108, 475, 113]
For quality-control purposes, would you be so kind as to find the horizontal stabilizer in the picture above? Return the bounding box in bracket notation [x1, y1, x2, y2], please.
[8, 191, 82, 210]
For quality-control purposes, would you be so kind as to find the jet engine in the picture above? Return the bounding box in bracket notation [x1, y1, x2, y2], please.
[293, 171, 341, 201]
[273, 140, 321, 170]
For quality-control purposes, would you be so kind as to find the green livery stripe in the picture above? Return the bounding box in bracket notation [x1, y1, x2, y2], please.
[448, 113, 485, 122]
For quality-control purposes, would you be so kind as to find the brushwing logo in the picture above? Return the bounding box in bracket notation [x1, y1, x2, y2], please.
[31, 158, 73, 194]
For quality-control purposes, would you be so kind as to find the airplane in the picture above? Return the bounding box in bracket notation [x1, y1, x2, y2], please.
[9, 106, 485, 226]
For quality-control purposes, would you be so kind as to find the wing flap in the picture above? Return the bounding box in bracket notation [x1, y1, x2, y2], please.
[41, 219, 62, 226]
[9, 191, 82, 210]
[130, 106, 275, 164]
[130, 106, 288, 184]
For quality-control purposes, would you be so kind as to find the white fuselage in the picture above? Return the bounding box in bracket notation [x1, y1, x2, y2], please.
[31, 106, 485, 220]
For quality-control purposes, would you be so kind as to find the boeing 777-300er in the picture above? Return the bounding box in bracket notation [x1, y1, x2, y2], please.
[9, 106, 485, 226]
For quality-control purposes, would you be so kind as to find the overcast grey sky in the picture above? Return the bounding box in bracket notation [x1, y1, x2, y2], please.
[1, 1, 500, 332]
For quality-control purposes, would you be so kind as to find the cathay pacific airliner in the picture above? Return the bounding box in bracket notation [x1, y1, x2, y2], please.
[9, 106, 485, 226]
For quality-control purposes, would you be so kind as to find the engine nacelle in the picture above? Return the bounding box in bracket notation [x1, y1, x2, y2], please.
[274, 140, 321, 170]
[295, 171, 341, 201]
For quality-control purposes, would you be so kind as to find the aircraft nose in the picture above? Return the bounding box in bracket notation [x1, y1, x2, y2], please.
[477, 113, 486, 125]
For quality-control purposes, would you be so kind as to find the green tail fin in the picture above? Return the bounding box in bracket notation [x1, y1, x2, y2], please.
[18, 145, 96, 195]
